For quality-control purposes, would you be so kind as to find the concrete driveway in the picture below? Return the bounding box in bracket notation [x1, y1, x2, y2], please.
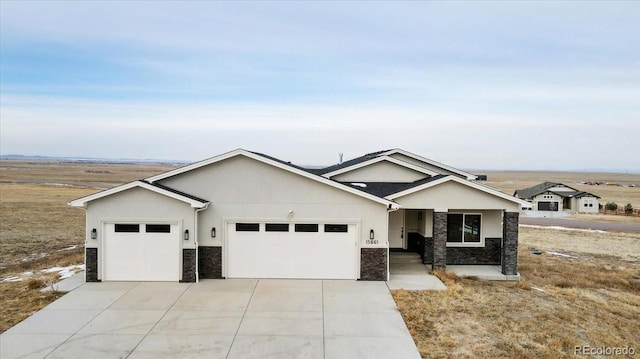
[1, 279, 421, 359]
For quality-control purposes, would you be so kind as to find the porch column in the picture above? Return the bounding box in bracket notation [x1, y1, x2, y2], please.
[432, 212, 447, 270]
[501, 211, 519, 275]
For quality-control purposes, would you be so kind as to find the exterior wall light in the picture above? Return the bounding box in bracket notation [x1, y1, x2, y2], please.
[184, 229, 189, 241]
[370, 229, 375, 240]
[211, 227, 216, 238]
[91, 228, 97, 240]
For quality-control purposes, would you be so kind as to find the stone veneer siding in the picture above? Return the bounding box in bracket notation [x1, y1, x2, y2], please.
[198, 246, 223, 279]
[446, 238, 502, 264]
[501, 211, 519, 275]
[423, 236, 433, 264]
[181, 248, 196, 282]
[86, 248, 100, 282]
[432, 212, 447, 269]
[360, 248, 387, 281]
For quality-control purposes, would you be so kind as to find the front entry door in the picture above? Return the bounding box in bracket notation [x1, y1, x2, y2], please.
[388, 210, 405, 249]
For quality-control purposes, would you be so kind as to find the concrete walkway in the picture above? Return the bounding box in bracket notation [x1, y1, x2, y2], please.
[387, 252, 447, 291]
[1, 279, 421, 359]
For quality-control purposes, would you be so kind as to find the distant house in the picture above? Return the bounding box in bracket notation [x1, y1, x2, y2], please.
[514, 182, 600, 214]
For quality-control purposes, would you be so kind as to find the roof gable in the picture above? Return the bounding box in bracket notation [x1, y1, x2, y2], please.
[145, 149, 399, 208]
[313, 148, 476, 180]
[68, 181, 209, 208]
[323, 156, 439, 181]
[387, 175, 532, 208]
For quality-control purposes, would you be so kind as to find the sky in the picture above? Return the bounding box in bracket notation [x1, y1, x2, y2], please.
[1, 1, 639, 171]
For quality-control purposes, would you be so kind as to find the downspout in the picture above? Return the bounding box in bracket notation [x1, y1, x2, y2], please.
[386, 203, 401, 281]
[194, 203, 210, 283]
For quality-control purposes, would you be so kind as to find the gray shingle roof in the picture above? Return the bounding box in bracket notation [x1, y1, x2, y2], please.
[306, 150, 393, 175]
[514, 182, 600, 200]
[143, 181, 209, 203]
[340, 175, 447, 198]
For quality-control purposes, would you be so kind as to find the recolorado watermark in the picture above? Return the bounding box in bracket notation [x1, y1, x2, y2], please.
[575, 346, 635, 356]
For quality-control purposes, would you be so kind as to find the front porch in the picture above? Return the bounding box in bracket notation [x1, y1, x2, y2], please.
[388, 252, 520, 285]
[388, 208, 520, 279]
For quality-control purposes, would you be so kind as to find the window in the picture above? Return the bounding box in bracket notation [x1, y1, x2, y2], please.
[446, 214, 481, 244]
[236, 223, 259, 232]
[115, 224, 140, 233]
[295, 224, 318, 232]
[324, 224, 348, 233]
[266, 223, 289, 232]
[146, 224, 171, 233]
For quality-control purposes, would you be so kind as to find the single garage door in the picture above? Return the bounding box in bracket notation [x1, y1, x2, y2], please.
[227, 222, 357, 279]
[537, 201, 559, 211]
[104, 223, 180, 281]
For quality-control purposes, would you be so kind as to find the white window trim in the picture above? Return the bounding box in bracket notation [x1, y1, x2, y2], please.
[446, 212, 484, 248]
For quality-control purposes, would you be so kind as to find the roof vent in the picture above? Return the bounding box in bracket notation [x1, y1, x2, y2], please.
[339, 153, 343, 165]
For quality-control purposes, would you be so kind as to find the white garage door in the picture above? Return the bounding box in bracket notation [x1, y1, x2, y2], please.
[227, 222, 357, 279]
[104, 223, 180, 281]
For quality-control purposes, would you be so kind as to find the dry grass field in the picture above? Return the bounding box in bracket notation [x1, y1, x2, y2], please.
[1, 161, 639, 357]
[394, 226, 640, 358]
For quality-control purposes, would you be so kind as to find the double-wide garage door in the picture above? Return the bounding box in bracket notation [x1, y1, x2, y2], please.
[227, 222, 357, 279]
[104, 223, 180, 281]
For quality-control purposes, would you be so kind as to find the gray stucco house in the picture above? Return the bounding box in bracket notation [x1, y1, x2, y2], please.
[69, 149, 531, 282]
[515, 182, 600, 214]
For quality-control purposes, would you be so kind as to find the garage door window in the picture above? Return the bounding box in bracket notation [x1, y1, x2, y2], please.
[114, 224, 140, 233]
[236, 223, 260, 231]
[324, 224, 348, 233]
[146, 224, 171, 233]
[295, 224, 318, 232]
[266, 223, 289, 232]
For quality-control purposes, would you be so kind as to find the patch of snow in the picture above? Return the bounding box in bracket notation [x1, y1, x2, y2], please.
[350, 182, 367, 188]
[520, 224, 606, 234]
[57, 245, 79, 252]
[531, 286, 546, 292]
[547, 251, 579, 259]
[43, 183, 76, 187]
[2, 264, 86, 283]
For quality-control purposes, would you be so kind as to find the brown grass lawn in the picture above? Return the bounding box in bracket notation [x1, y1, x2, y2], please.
[393, 226, 640, 358]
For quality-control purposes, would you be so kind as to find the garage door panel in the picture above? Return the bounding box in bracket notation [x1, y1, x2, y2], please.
[227, 223, 356, 279]
[104, 223, 180, 281]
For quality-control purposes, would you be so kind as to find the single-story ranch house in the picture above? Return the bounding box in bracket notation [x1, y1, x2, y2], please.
[514, 182, 600, 214]
[69, 149, 531, 282]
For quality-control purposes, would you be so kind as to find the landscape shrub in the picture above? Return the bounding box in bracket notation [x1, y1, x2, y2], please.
[605, 202, 618, 211]
[624, 203, 633, 213]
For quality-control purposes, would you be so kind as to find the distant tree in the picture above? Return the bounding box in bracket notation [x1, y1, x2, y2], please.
[624, 203, 633, 214]
[605, 202, 618, 211]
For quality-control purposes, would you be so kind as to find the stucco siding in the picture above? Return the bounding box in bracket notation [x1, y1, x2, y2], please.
[577, 196, 599, 213]
[394, 181, 520, 212]
[331, 160, 427, 182]
[86, 187, 195, 248]
[157, 155, 389, 249]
